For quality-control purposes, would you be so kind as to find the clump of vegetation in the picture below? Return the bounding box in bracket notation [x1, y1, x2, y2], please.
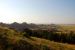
[23, 26, 75, 44]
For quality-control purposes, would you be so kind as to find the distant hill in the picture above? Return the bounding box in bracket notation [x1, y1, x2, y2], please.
[0, 22, 59, 32]
[0, 22, 39, 32]
[0, 22, 75, 32]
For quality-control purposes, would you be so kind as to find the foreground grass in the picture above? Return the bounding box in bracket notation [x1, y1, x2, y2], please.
[31, 37, 75, 50]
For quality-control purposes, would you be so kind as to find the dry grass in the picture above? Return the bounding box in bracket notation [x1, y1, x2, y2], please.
[31, 37, 75, 50]
[60, 25, 75, 31]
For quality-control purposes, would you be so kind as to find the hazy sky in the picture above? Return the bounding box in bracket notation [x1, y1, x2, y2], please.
[0, 0, 75, 24]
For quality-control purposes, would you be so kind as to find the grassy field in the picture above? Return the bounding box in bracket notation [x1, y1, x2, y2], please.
[59, 24, 75, 31]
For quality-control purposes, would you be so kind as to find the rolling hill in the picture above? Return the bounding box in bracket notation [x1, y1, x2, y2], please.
[0, 26, 75, 50]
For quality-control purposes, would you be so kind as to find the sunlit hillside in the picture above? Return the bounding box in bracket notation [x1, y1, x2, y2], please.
[0, 26, 75, 50]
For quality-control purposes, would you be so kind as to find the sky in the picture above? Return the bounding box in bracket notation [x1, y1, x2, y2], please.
[0, 0, 75, 24]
